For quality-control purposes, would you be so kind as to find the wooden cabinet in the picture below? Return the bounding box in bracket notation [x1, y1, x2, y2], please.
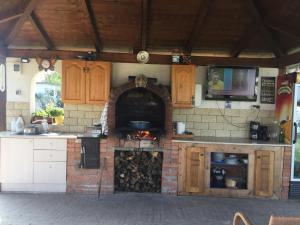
[254, 150, 275, 197]
[0, 138, 34, 184]
[171, 65, 195, 108]
[62, 60, 111, 105]
[178, 147, 205, 193]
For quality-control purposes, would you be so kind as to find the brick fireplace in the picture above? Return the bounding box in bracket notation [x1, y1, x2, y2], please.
[67, 80, 178, 194]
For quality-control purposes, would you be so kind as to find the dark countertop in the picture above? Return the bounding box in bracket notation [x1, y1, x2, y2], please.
[172, 136, 291, 147]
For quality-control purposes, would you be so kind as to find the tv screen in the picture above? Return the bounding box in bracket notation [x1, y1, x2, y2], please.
[205, 66, 258, 101]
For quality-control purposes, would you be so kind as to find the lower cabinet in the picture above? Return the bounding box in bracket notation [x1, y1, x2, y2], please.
[186, 147, 205, 193]
[178, 145, 280, 198]
[0, 138, 67, 192]
[254, 150, 275, 197]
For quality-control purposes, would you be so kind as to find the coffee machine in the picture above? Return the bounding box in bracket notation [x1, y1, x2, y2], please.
[249, 121, 269, 141]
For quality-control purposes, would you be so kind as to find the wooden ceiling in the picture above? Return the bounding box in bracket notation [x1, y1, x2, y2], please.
[0, 0, 299, 67]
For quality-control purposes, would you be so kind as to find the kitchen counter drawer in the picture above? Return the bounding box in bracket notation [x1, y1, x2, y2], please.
[34, 162, 66, 183]
[34, 150, 66, 162]
[34, 139, 67, 150]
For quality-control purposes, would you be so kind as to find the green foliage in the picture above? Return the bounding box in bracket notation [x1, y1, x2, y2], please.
[33, 103, 64, 118]
[45, 72, 62, 85]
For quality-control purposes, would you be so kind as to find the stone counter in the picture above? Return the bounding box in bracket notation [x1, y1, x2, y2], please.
[172, 136, 291, 147]
[0, 131, 78, 139]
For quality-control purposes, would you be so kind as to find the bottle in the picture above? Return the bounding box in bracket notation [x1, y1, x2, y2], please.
[41, 119, 49, 133]
[10, 118, 16, 132]
[279, 127, 285, 143]
[15, 116, 24, 134]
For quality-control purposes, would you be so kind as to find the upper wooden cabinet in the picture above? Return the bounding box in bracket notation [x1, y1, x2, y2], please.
[171, 65, 195, 108]
[62, 60, 111, 105]
[254, 150, 275, 197]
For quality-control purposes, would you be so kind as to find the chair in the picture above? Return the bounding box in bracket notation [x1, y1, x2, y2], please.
[233, 211, 300, 225]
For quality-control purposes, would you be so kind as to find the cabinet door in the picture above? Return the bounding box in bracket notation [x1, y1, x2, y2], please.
[62, 60, 86, 103]
[171, 65, 195, 108]
[186, 147, 205, 193]
[1, 138, 33, 183]
[86, 61, 111, 104]
[255, 150, 274, 197]
[34, 162, 66, 183]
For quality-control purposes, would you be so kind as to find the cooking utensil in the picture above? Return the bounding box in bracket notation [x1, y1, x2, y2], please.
[24, 125, 41, 135]
[225, 178, 237, 188]
[129, 121, 151, 130]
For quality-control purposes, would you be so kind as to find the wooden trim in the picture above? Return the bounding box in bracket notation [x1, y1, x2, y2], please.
[29, 13, 55, 50]
[79, 0, 102, 52]
[0, 13, 23, 25]
[244, 0, 284, 58]
[264, 19, 300, 40]
[185, 0, 213, 53]
[5, 0, 40, 46]
[6, 49, 280, 67]
[278, 51, 300, 67]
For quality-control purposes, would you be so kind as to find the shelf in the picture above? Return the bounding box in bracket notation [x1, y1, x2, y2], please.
[211, 162, 248, 167]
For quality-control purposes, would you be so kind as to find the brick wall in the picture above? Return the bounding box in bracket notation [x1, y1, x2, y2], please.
[63, 103, 104, 133]
[281, 146, 292, 199]
[6, 101, 31, 130]
[173, 108, 275, 138]
[66, 138, 114, 194]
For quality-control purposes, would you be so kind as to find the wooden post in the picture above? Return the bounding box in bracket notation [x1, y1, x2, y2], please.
[0, 56, 6, 131]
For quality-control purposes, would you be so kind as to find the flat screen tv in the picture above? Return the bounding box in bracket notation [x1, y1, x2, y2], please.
[205, 66, 258, 101]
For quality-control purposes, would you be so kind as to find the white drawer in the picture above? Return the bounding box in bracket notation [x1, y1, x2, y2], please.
[34, 139, 67, 150]
[34, 150, 66, 162]
[34, 162, 66, 183]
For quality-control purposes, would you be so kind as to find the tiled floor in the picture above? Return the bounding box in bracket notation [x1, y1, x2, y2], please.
[0, 193, 300, 225]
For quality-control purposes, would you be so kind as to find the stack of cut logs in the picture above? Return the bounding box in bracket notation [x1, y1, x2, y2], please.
[114, 150, 163, 192]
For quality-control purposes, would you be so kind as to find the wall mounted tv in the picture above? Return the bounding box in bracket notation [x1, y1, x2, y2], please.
[205, 66, 258, 101]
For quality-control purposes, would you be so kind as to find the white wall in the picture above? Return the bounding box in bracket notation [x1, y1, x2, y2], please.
[112, 63, 170, 87]
[5, 58, 278, 110]
[6, 58, 62, 103]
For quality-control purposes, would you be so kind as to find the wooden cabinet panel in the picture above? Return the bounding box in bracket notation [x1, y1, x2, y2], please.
[62, 60, 86, 103]
[255, 150, 275, 197]
[1, 138, 33, 183]
[86, 61, 111, 104]
[186, 147, 205, 193]
[172, 65, 195, 108]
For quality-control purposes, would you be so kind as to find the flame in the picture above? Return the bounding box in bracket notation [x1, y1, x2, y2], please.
[135, 131, 157, 141]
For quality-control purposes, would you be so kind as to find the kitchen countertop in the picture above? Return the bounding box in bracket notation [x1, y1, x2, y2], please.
[172, 136, 291, 147]
[0, 131, 78, 139]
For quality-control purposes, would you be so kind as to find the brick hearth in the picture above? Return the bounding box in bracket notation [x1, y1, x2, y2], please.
[66, 81, 178, 194]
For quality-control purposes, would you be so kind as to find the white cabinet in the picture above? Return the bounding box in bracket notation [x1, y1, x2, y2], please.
[0, 137, 67, 192]
[1, 138, 33, 183]
[34, 162, 66, 183]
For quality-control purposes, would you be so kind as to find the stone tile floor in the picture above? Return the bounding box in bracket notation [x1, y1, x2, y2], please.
[0, 193, 300, 225]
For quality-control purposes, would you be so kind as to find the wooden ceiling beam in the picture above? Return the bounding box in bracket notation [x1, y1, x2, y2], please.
[185, 0, 213, 53]
[79, 0, 102, 52]
[6, 48, 279, 68]
[244, 0, 284, 58]
[29, 13, 55, 50]
[278, 51, 300, 67]
[264, 20, 300, 40]
[4, 0, 40, 46]
[0, 13, 23, 25]
[230, 25, 258, 57]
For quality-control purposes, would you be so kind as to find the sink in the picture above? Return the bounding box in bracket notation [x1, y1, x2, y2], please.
[39, 132, 60, 136]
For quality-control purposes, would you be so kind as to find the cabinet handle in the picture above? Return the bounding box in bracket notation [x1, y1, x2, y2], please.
[49, 154, 53, 157]
[191, 96, 195, 105]
[49, 165, 52, 168]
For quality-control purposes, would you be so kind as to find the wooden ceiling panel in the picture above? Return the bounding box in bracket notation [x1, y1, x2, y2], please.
[11, 20, 45, 47]
[148, 0, 200, 49]
[34, 0, 94, 48]
[91, 0, 140, 48]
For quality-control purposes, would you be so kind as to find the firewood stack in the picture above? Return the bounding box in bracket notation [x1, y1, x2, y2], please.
[114, 150, 163, 192]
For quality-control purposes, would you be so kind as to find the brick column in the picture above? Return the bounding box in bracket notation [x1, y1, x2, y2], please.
[281, 146, 292, 199]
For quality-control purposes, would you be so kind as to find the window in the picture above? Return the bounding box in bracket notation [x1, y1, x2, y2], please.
[32, 70, 64, 124]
